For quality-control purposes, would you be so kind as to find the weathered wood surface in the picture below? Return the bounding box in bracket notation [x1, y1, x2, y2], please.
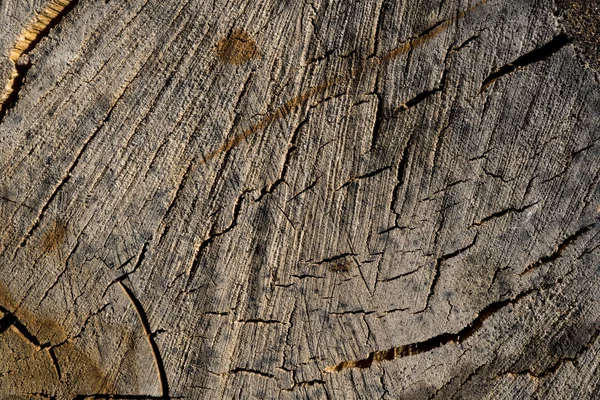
[0, 0, 599, 398]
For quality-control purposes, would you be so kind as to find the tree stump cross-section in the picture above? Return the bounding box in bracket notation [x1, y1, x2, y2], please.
[0, 0, 600, 399]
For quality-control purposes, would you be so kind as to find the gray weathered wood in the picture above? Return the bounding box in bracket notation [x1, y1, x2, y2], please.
[1, 0, 599, 398]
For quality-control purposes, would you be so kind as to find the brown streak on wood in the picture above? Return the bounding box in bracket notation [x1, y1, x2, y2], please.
[198, 0, 490, 166]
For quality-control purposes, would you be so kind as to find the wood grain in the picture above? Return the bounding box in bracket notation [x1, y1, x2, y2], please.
[0, 0, 599, 399]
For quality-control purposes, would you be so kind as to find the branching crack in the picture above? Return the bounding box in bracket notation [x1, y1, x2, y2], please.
[418, 233, 478, 314]
[324, 285, 540, 373]
[103, 243, 149, 297]
[0, 304, 61, 378]
[187, 190, 249, 286]
[513, 327, 600, 378]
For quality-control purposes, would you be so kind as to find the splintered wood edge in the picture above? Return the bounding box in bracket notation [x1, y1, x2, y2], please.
[0, 0, 76, 108]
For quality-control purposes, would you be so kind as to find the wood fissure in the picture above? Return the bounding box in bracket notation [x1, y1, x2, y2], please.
[0, 0, 79, 120]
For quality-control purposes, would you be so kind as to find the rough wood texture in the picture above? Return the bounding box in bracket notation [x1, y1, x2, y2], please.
[0, 0, 599, 398]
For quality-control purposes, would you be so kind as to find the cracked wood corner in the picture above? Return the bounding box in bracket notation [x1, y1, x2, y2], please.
[0, 0, 78, 119]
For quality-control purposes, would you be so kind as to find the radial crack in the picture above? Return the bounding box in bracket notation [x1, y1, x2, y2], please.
[324, 285, 539, 373]
[118, 282, 169, 398]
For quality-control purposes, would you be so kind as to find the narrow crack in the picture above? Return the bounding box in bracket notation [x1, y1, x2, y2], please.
[226, 367, 275, 379]
[187, 190, 249, 287]
[470, 201, 539, 227]
[395, 69, 447, 112]
[288, 177, 320, 202]
[520, 223, 595, 275]
[417, 233, 478, 313]
[337, 166, 392, 190]
[312, 253, 357, 265]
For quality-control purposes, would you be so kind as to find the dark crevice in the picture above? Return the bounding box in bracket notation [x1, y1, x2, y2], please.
[118, 282, 169, 398]
[0, 313, 17, 335]
[418, 233, 478, 314]
[376, 307, 410, 317]
[470, 201, 539, 227]
[337, 166, 392, 190]
[0, 305, 47, 349]
[480, 34, 571, 91]
[369, 73, 384, 150]
[290, 274, 325, 280]
[227, 367, 275, 379]
[396, 68, 447, 112]
[304, 49, 336, 67]
[378, 267, 422, 283]
[325, 285, 540, 373]
[389, 134, 414, 220]
[236, 319, 283, 324]
[118, 242, 149, 280]
[452, 34, 480, 51]
[330, 310, 374, 316]
[288, 177, 320, 202]
[312, 253, 357, 265]
[48, 347, 62, 380]
[521, 223, 595, 275]
[284, 379, 326, 391]
[187, 190, 249, 286]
